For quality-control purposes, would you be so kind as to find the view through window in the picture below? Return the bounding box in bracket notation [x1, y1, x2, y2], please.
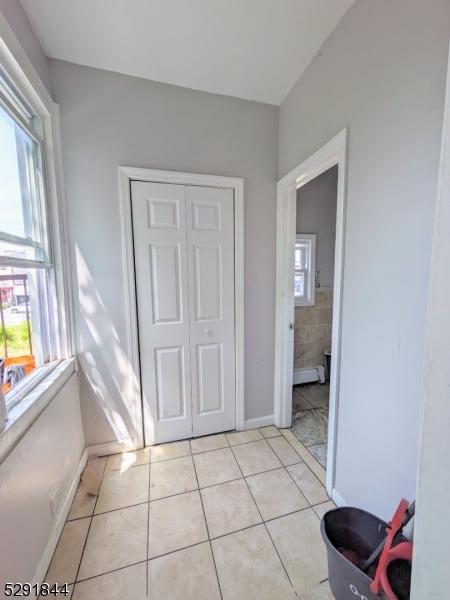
[0, 71, 56, 402]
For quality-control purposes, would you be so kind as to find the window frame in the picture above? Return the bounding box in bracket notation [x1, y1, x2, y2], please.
[0, 20, 74, 412]
[294, 233, 316, 307]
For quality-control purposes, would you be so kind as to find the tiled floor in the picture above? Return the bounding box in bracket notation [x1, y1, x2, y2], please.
[292, 383, 329, 468]
[46, 427, 335, 599]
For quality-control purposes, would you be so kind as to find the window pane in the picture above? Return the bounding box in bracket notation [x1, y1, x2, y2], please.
[0, 104, 40, 241]
[294, 272, 305, 297]
[295, 242, 308, 269]
[0, 239, 44, 262]
[0, 267, 47, 395]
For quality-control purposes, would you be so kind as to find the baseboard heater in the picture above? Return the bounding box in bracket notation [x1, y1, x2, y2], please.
[293, 366, 325, 385]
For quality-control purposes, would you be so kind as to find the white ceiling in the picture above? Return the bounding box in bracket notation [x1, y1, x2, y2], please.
[21, 0, 354, 105]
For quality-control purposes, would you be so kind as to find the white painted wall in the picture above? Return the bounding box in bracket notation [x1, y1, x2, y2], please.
[296, 165, 337, 289]
[0, 373, 84, 586]
[49, 60, 278, 446]
[279, 0, 450, 518]
[411, 44, 450, 599]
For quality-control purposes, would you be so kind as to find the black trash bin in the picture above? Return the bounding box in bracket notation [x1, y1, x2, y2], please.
[321, 507, 388, 600]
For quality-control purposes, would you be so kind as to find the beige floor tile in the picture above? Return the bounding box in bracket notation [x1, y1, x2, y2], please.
[148, 542, 221, 600]
[46, 518, 90, 585]
[201, 479, 261, 538]
[281, 429, 326, 485]
[312, 500, 336, 520]
[150, 455, 197, 500]
[246, 468, 308, 521]
[266, 509, 328, 598]
[73, 563, 147, 599]
[232, 440, 282, 476]
[287, 463, 329, 505]
[226, 429, 263, 446]
[212, 524, 296, 600]
[151, 440, 191, 462]
[190, 433, 229, 454]
[105, 448, 151, 473]
[78, 504, 147, 580]
[309, 581, 335, 599]
[148, 491, 208, 558]
[259, 426, 280, 439]
[193, 447, 242, 488]
[67, 484, 96, 521]
[267, 436, 302, 466]
[95, 464, 149, 513]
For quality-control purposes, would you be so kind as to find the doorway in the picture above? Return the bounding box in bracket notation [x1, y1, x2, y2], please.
[273, 130, 348, 498]
[292, 166, 338, 468]
[119, 168, 245, 448]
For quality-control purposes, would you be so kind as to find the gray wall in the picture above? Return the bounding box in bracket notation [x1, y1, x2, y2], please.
[0, 0, 50, 93]
[280, 0, 450, 518]
[297, 165, 337, 289]
[49, 60, 278, 446]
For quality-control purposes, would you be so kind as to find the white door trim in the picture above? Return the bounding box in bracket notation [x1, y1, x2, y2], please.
[273, 129, 348, 495]
[118, 167, 245, 447]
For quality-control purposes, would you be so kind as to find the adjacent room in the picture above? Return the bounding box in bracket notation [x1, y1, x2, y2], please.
[1, 1, 450, 598]
[292, 166, 338, 470]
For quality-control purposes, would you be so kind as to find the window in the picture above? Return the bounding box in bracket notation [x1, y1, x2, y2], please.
[294, 234, 316, 306]
[0, 70, 57, 405]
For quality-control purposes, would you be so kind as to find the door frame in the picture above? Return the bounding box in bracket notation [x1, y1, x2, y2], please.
[118, 166, 245, 447]
[273, 129, 348, 495]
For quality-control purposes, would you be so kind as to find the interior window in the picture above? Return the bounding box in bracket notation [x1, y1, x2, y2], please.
[294, 234, 316, 307]
[0, 73, 57, 404]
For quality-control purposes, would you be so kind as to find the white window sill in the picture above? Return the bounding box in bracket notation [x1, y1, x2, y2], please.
[0, 357, 77, 464]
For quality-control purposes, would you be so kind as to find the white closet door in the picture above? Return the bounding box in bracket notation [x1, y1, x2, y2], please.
[131, 181, 192, 444]
[186, 186, 235, 437]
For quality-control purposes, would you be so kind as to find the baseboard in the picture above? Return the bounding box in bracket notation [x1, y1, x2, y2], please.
[331, 488, 346, 507]
[33, 448, 88, 584]
[244, 414, 274, 429]
[293, 366, 325, 385]
[87, 440, 135, 458]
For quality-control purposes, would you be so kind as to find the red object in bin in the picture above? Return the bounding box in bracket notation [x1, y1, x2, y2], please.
[370, 499, 413, 600]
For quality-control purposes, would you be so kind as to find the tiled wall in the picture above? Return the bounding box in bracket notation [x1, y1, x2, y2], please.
[294, 290, 333, 369]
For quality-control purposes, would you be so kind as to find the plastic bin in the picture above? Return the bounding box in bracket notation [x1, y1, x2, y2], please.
[321, 506, 388, 600]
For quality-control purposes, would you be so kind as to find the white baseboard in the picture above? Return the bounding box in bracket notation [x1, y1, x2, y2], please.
[33, 448, 88, 584]
[244, 414, 274, 430]
[87, 440, 135, 458]
[331, 488, 346, 507]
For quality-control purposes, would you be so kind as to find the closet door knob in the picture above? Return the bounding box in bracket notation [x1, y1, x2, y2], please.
[204, 329, 212, 336]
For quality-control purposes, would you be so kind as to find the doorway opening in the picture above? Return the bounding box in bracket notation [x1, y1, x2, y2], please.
[292, 166, 338, 469]
[274, 129, 348, 498]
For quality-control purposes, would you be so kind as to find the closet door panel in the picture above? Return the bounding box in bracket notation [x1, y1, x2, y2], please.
[186, 186, 236, 437]
[131, 181, 192, 444]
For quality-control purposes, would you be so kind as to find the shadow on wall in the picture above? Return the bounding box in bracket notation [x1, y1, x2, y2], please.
[75, 246, 142, 449]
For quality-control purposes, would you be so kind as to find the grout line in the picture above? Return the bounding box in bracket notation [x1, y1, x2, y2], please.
[62, 433, 329, 593]
[148, 539, 210, 564]
[209, 505, 313, 542]
[74, 558, 149, 586]
[72, 456, 108, 588]
[103, 431, 285, 472]
[69, 437, 325, 520]
[283, 432, 328, 490]
[228, 443, 297, 595]
[72, 504, 319, 588]
[282, 464, 313, 509]
[190, 453, 224, 600]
